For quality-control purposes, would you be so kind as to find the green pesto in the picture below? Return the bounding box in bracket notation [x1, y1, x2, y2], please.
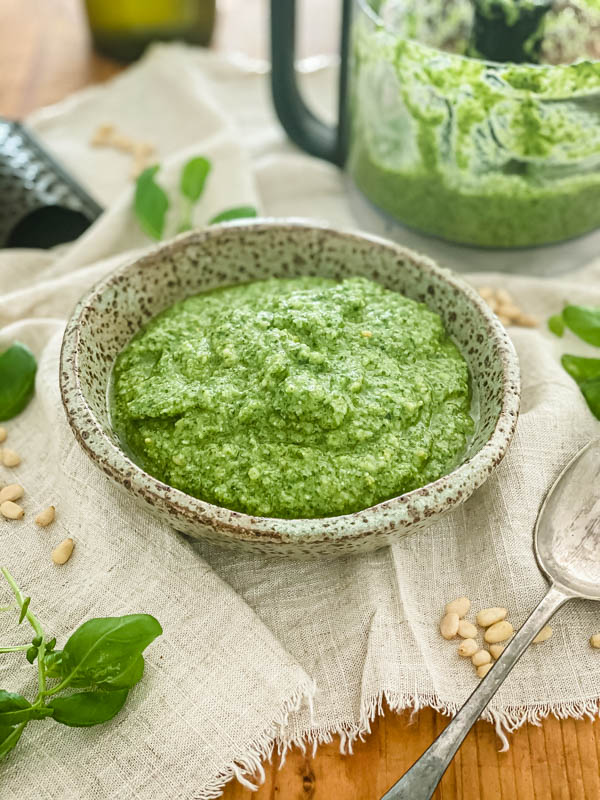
[112, 277, 473, 519]
[349, 23, 600, 247]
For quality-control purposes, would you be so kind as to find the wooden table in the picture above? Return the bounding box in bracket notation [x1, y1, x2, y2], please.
[2, 2, 599, 798]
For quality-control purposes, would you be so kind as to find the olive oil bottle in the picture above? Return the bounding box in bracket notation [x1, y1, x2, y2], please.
[85, 0, 216, 62]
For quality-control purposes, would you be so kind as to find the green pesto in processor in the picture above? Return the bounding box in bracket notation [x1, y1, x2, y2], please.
[349, 1, 600, 247]
[112, 277, 473, 519]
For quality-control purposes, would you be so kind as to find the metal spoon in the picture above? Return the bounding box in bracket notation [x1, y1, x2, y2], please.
[382, 438, 600, 800]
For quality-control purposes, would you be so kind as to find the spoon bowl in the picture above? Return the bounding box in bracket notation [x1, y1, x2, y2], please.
[535, 439, 600, 600]
[383, 439, 600, 800]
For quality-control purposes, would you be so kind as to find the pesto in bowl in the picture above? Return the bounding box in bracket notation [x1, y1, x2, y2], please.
[112, 276, 473, 519]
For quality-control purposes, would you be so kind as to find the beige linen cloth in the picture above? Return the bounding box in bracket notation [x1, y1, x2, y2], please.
[1, 44, 600, 799]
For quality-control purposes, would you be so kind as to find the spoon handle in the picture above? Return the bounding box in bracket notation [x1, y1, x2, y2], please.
[381, 583, 571, 800]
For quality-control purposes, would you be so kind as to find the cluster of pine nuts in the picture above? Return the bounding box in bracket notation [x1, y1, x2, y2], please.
[0, 426, 73, 565]
[90, 123, 156, 178]
[440, 597, 554, 678]
[478, 287, 537, 328]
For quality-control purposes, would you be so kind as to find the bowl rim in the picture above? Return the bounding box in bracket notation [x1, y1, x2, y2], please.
[60, 218, 520, 546]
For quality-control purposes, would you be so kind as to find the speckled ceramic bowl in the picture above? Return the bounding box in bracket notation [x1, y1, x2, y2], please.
[60, 220, 520, 557]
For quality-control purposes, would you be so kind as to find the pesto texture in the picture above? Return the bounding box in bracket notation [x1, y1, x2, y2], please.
[112, 277, 473, 518]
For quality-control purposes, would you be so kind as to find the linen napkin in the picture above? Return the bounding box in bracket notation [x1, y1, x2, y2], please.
[1, 43, 600, 800]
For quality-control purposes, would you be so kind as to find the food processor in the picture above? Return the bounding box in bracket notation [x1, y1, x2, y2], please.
[271, 0, 600, 274]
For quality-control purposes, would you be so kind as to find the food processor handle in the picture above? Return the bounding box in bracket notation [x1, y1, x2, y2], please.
[270, 0, 351, 166]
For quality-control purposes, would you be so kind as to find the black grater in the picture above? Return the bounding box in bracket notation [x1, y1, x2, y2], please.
[0, 117, 103, 249]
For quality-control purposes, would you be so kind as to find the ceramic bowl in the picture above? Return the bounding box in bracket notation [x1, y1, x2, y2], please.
[60, 220, 520, 557]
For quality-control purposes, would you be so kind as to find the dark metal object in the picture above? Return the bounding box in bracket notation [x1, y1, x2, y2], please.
[0, 118, 102, 249]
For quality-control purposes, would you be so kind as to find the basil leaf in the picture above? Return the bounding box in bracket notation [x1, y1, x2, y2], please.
[579, 378, 600, 420]
[56, 615, 162, 689]
[180, 157, 211, 203]
[0, 723, 25, 759]
[134, 166, 169, 240]
[209, 206, 258, 225]
[548, 313, 565, 337]
[44, 649, 64, 679]
[0, 692, 51, 725]
[563, 305, 600, 347]
[0, 342, 37, 421]
[561, 354, 600, 385]
[50, 689, 129, 728]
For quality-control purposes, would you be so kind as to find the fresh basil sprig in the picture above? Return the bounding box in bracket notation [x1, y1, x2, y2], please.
[134, 157, 257, 239]
[0, 342, 37, 421]
[549, 305, 600, 419]
[0, 568, 161, 759]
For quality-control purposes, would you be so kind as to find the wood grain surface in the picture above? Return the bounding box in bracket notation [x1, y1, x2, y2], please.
[1, 1, 598, 798]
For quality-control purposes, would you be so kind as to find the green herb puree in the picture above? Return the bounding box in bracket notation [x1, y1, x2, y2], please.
[112, 277, 473, 518]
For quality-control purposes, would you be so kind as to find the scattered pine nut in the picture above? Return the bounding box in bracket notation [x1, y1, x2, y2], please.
[440, 612, 460, 640]
[532, 625, 553, 644]
[458, 638, 478, 657]
[477, 287, 537, 328]
[472, 649, 492, 667]
[0, 484, 24, 503]
[90, 123, 115, 146]
[35, 506, 55, 527]
[1, 500, 24, 520]
[445, 597, 471, 618]
[458, 620, 478, 639]
[477, 663, 493, 679]
[2, 449, 20, 467]
[476, 607, 508, 627]
[0, 426, 6, 443]
[590, 634, 600, 649]
[90, 124, 156, 180]
[52, 538, 74, 565]
[489, 644, 505, 660]
[484, 620, 514, 644]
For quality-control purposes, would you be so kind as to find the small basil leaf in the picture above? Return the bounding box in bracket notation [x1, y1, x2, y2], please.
[25, 646, 37, 664]
[18, 597, 31, 625]
[563, 305, 600, 346]
[44, 649, 64, 678]
[57, 615, 162, 689]
[50, 689, 129, 728]
[0, 724, 25, 759]
[0, 342, 37, 422]
[561, 354, 600, 385]
[45, 637, 56, 652]
[548, 313, 565, 337]
[180, 157, 211, 203]
[134, 166, 169, 240]
[209, 206, 258, 225]
[580, 378, 600, 420]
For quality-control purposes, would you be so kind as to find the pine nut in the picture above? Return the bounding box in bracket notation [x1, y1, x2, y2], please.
[440, 612, 460, 640]
[496, 289, 512, 306]
[1, 449, 20, 467]
[478, 287, 495, 300]
[458, 638, 478, 657]
[533, 625, 553, 644]
[590, 634, 600, 649]
[445, 597, 470, 618]
[515, 312, 537, 328]
[489, 644, 505, 660]
[477, 663, 493, 679]
[472, 649, 492, 667]
[476, 607, 508, 627]
[498, 302, 521, 318]
[0, 484, 24, 503]
[0, 426, 6, 443]
[1, 500, 24, 519]
[35, 506, 55, 527]
[497, 314, 511, 326]
[484, 620, 513, 644]
[458, 620, 478, 639]
[52, 538, 74, 565]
